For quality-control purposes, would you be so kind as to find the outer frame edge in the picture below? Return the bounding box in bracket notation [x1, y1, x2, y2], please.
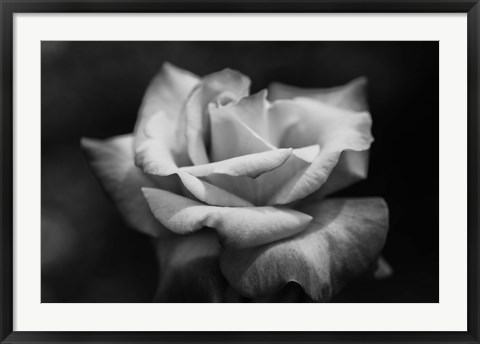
[1, 1, 479, 343]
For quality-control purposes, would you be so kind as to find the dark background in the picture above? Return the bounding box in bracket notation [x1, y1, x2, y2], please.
[41, 41, 439, 302]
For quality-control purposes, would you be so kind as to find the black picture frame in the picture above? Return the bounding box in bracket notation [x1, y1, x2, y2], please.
[1, 1, 479, 343]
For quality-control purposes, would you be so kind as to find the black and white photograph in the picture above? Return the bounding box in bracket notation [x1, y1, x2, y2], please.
[41, 41, 439, 303]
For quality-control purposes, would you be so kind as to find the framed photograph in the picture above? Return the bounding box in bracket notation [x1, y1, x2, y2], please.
[1, 1, 478, 343]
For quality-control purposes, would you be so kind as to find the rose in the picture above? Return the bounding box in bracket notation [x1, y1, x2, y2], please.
[82, 63, 390, 302]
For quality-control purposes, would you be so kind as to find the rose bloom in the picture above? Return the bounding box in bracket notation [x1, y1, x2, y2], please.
[82, 63, 390, 302]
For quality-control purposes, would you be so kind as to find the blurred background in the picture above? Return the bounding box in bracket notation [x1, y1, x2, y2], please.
[41, 41, 438, 302]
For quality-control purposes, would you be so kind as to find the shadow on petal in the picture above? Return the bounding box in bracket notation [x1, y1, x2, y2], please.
[153, 230, 227, 302]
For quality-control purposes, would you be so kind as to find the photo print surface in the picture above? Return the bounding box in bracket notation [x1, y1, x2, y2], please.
[41, 41, 439, 303]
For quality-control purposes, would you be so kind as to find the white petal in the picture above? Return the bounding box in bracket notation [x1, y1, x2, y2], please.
[264, 99, 373, 204]
[184, 69, 251, 165]
[81, 135, 172, 237]
[221, 90, 270, 139]
[176, 171, 253, 207]
[135, 112, 252, 207]
[202, 145, 318, 205]
[268, 76, 368, 112]
[220, 198, 389, 301]
[137, 62, 200, 122]
[134, 111, 180, 175]
[201, 95, 372, 205]
[142, 188, 312, 249]
[291, 144, 321, 163]
[180, 148, 293, 178]
[134, 62, 200, 168]
[208, 100, 275, 162]
[269, 98, 372, 150]
[211, 89, 282, 147]
[311, 149, 370, 199]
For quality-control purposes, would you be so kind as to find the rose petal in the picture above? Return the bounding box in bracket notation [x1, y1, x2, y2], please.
[134, 111, 180, 175]
[263, 99, 373, 204]
[268, 76, 368, 112]
[220, 89, 271, 140]
[154, 230, 226, 302]
[185, 69, 251, 165]
[202, 145, 317, 205]
[176, 171, 253, 207]
[210, 89, 284, 148]
[142, 188, 312, 249]
[139, 97, 371, 207]
[135, 111, 253, 207]
[309, 149, 370, 200]
[206, 95, 319, 204]
[266, 79, 372, 201]
[257, 144, 320, 204]
[137, 62, 200, 123]
[134, 62, 200, 168]
[270, 98, 372, 150]
[292, 144, 321, 163]
[180, 148, 293, 178]
[220, 197, 388, 301]
[209, 101, 275, 162]
[80, 135, 172, 237]
[205, 89, 371, 204]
